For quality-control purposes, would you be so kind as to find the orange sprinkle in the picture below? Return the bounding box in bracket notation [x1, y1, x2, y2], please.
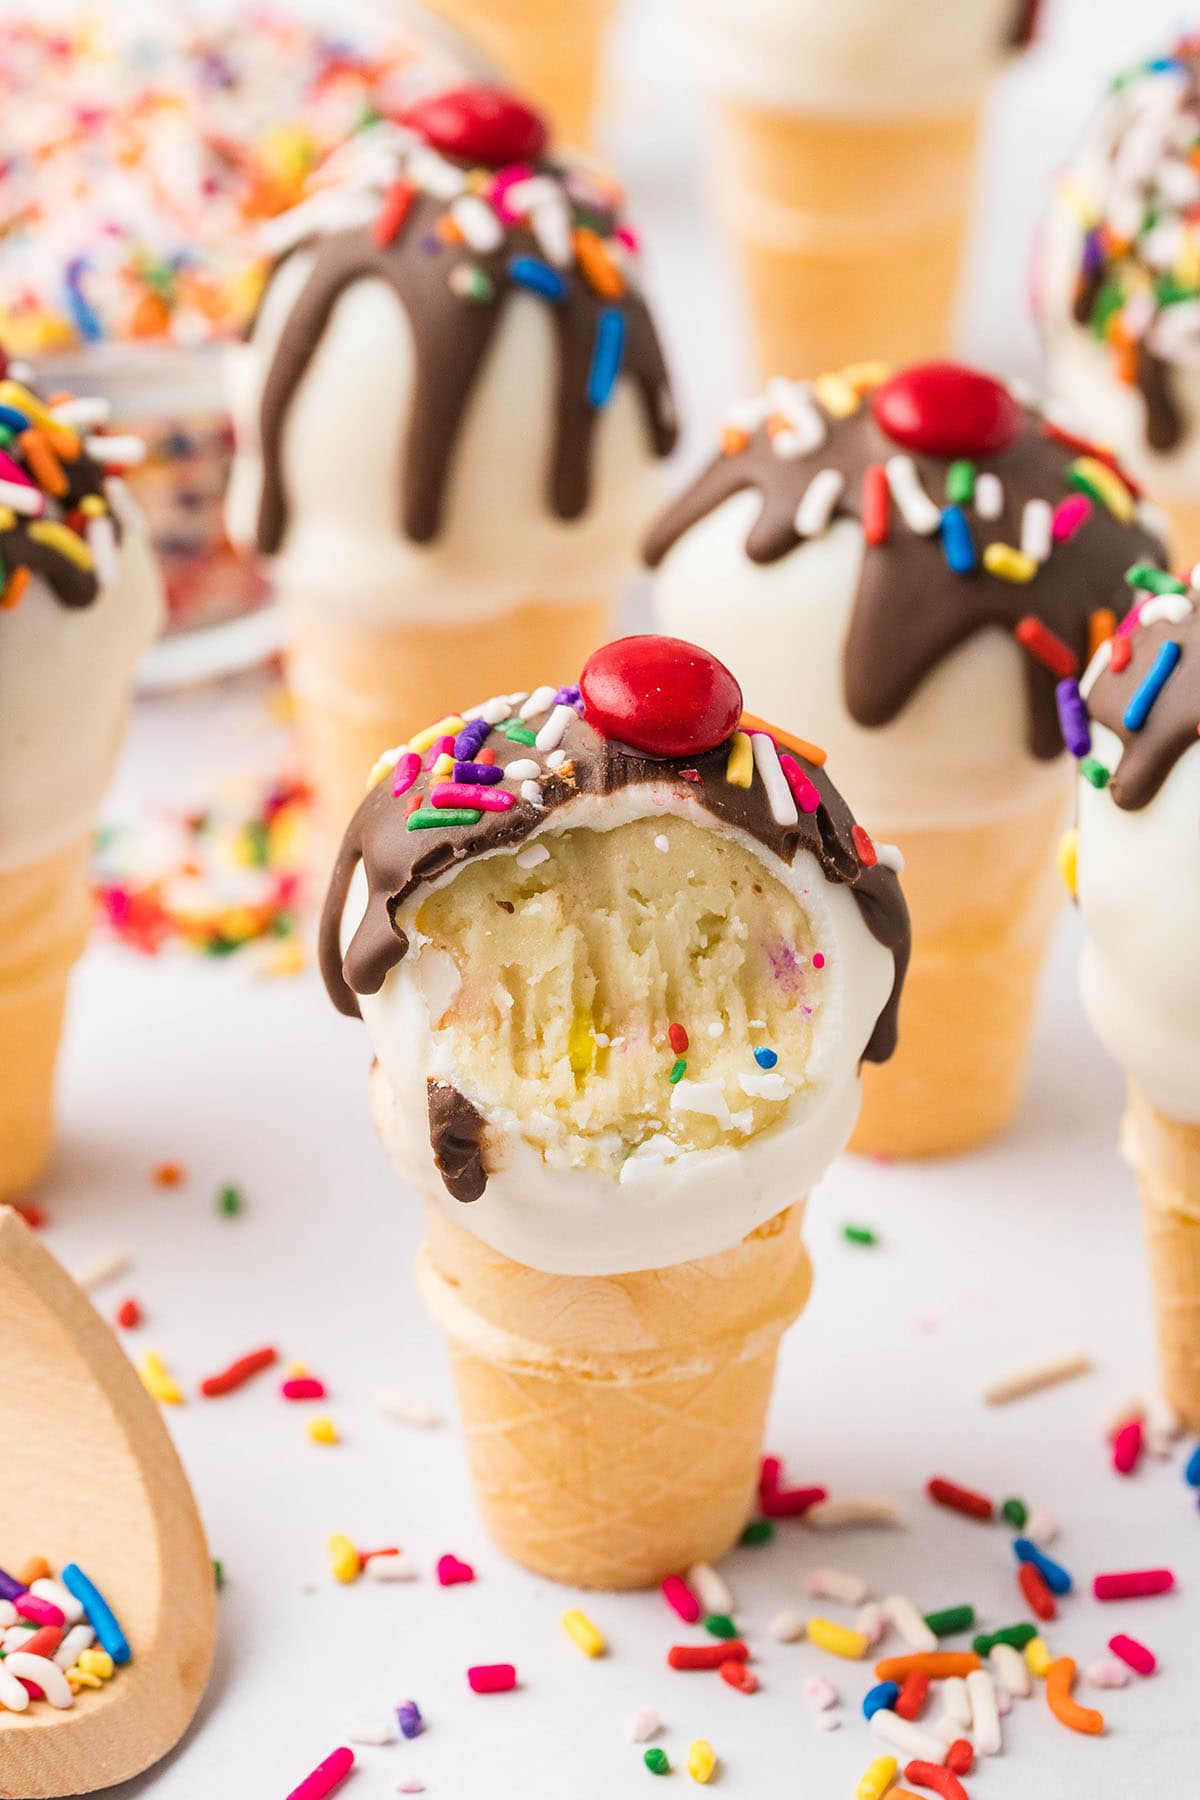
[721, 426, 750, 456]
[572, 228, 624, 299]
[153, 1161, 186, 1188]
[874, 1652, 981, 1682]
[1, 567, 30, 610]
[476, 748, 497, 765]
[44, 420, 82, 462]
[19, 429, 68, 497]
[1113, 338, 1138, 385]
[17, 1555, 50, 1586]
[1088, 608, 1118, 659]
[766, 412, 790, 437]
[436, 214, 464, 246]
[739, 712, 827, 767]
[1046, 1657, 1104, 1735]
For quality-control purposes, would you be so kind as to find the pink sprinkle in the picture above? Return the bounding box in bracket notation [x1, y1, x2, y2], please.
[468, 1662, 516, 1694]
[437, 1553, 475, 1587]
[1094, 1568, 1174, 1600]
[18, 1681, 45, 1701]
[487, 163, 534, 222]
[812, 952, 826, 970]
[762, 1483, 827, 1519]
[15, 1595, 63, 1628]
[423, 736, 454, 771]
[1112, 1418, 1143, 1476]
[431, 782, 515, 813]
[614, 223, 640, 253]
[661, 1574, 700, 1623]
[392, 752, 421, 798]
[0, 451, 36, 489]
[778, 752, 820, 814]
[1051, 494, 1093, 542]
[1085, 1657, 1130, 1689]
[1117, 598, 1147, 637]
[285, 1745, 354, 1800]
[280, 1376, 327, 1401]
[1109, 1632, 1156, 1675]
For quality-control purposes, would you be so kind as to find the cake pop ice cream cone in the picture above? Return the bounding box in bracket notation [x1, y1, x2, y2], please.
[320, 635, 909, 1586]
[679, 0, 1042, 381]
[227, 86, 677, 837]
[647, 361, 1167, 1157]
[1069, 570, 1200, 1428]
[1038, 36, 1200, 575]
[0, 361, 163, 1198]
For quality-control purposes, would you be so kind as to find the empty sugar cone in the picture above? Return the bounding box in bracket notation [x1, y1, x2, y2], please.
[1157, 497, 1200, 578]
[712, 102, 984, 381]
[419, 0, 615, 145]
[0, 837, 92, 1202]
[1123, 1083, 1200, 1433]
[851, 777, 1070, 1159]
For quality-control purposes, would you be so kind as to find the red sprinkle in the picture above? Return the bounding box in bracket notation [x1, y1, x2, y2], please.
[1042, 419, 1141, 495]
[1019, 1560, 1057, 1622]
[852, 824, 877, 868]
[895, 1670, 930, 1720]
[1094, 1568, 1174, 1600]
[661, 1575, 700, 1623]
[1015, 616, 1078, 679]
[668, 1023, 689, 1055]
[927, 1476, 993, 1521]
[114, 1297, 142, 1330]
[16, 1204, 47, 1229]
[1112, 1418, 1143, 1476]
[945, 1740, 974, 1776]
[281, 1375, 327, 1401]
[758, 1455, 826, 1517]
[467, 1662, 517, 1694]
[863, 464, 890, 545]
[668, 1641, 749, 1671]
[1108, 1633, 1156, 1675]
[18, 1625, 62, 1660]
[372, 178, 415, 248]
[720, 1658, 758, 1693]
[1109, 635, 1132, 673]
[199, 1345, 278, 1399]
[905, 1760, 969, 1800]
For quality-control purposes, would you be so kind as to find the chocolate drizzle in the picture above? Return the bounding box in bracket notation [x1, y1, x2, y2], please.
[1134, 339, 1185, 456]
[427, 1080, 488, 1203]
[645, 401, 1164, 761]
[253, 188, 675, 553]
[1086, 606, 1200, 809]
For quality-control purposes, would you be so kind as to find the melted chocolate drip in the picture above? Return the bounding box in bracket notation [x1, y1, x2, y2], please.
[254, 189, 676, 553]
[427, 1079, 488, 1202]
[1086, 607, 1200, 809]
[1008, 0, 1043, 49]
[1135, 339, 1185, 455]
[0, 437, 119, 609]
[645, 405, 1164, 761]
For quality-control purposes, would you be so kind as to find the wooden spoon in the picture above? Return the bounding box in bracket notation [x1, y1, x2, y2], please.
[0, 1207, 215, 1797]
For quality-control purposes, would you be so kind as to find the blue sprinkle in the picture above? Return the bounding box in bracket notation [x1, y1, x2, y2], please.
[1012, 1537, 1072, 1596]
[863, 1680, 899, 1720]
[753, 1047, 778, 1070]
[586, 307, 626, 409]
[509, 256, 567, 301]
[940, 504, 977, 574]
[65, 259, 104, 344]
[1123, 640, 1181, 731]
[1185, 1443, 1200, 1487]
[1055, 677, 1091, 759]
[61, 1563, 131, 1665]
[0, 405, 31, 434]
[454, 761, 504, 785]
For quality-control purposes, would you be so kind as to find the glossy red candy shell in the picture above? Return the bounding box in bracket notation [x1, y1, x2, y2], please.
[872, 363, 1024, 459]
[580, 636, 744, 759]
[400, 86, 547, 167]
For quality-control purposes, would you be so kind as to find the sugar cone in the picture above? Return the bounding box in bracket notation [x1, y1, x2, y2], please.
[1123, 1082, 1200, 1433]
[0, 837, 92, 1202]
[851, 777, 1070, 1160]
[1158, 497, 1200, 579]
[284, 594, 615, 840]
[711, 102, 984, 381]
[419, 0, 615, 146]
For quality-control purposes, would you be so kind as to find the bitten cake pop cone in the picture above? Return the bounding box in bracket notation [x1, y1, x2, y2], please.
[320, 636, 908, 1586]
[228, 87, 676, 838]
[417, 0, 614, 147]
[1038, 37, 1200, 574]
[680, 1, 1039, 380]
[0, 363, 162, 1199]
[648, 362, 1167, 1157]
[1071, 573, 1200, 1428]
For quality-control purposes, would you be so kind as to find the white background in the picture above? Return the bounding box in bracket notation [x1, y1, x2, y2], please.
[19, 0, 1200, 1795]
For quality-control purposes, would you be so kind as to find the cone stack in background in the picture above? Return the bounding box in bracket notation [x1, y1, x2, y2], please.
[1124, 1082, 1200, 1434]
[419, 0, 615, 144]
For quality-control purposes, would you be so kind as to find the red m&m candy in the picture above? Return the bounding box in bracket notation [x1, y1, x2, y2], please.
[400, 87, 548, 168]
[580, 637, 743, 759]
[872, 363, 1024, 460]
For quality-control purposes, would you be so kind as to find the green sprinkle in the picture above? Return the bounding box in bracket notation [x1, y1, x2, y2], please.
[1155, 273, 1199, 308]
[704, 1613, 738, 1639]
[740, 1518, 774, 1547]
[0, 425, 12, 448]
[946, 460, 976, 505]
[644, 1748, 670, 1775]
[668, 1057, 687, 1084]
[1080, 757, 1110, 790]
[1126, 561, 1187, 596]
[503, 723, 538, 746]
[407, 806, 484, 829]
[242, 819, 271, 867]
[924, 1604, 975, 1637]
[270, 912, 295, 939]
[213, 1559, 224, 1589]
[217, 1184, 243, 1218]
[204, 936, 239, 957]
[1001, 1497, 1028, 1529]
[974, 1622, 1038, 1655]
[1088, 278, 1125, 337]
[842, 1224, 877, 1246]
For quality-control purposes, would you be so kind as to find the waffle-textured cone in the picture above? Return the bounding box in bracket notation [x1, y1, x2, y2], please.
[0, 837, 92, 1202]
[712, 102, 984, 381]
[1123, 1082, 1200, 1434]
[851, 778, 1070, 1159]
[285, 594, 615, 841]
[420, 0, 615, 146]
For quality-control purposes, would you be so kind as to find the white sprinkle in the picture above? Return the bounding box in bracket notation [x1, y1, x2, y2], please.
[669, 1079, 730, 1128]
[802, 1497, 901, 1530]
[942, 1674, 973, 1727]
[794, 468, 845, 537]
[626, 1707, 662, 1743]
[1020, 497, 1053, 564]
[31, 1580, 82, 1626]
[805, 1567, 867, 1606]
[748, 1019, 766, 1030]
[85, 435, 145, 467]
[367, 1553, 417, 1582]
[87, 515, 119, 588]
[51, 397, 110, 428]
[546, 749, 569, 771]
[885, 455, 941, 535]
[373, 1388, 443, 1428]
[1079, 637, 1113, 703]
[1023, 1504, 1059, 1547]
[975, 471, 1004, 519]
[750, 731, 798, 827]
[989, 1643, 1031, 1699]
[521, 780, 544, 807]
[396, 1781, 426, 1795]
[3, 1652, 72, 1709]
[802, 1674, 839, 1710]
[770, 1609, 806, 1642]
[505, 759, 541, 780]
[0, 1603, 14, 1629]
[707, 1021, 725, 1038]
[1103, 1395, 1146, 1440]
[726, 393, 772, 434]
[72, 1249, 128, 1292]
[535, 703, 575, 753]
[450, 193, 504, 253]
[348, 1720, 395, 1745]
[1139, 499, 1170, 540]
[766, 377, 826, 455]
[870, 1710, 946, 1764]
[814, 1710, 842, 1731]
[873, 841, 905, 873]
[518, 685, 558, 721]
[883, 1594, 936, 1653]
[1138, 593, 1194, 626]
[1146, 1391, 1184, 1442]
[258, 190, 376, 255]
[688, 1563, 733, 1616]
[967, 1668, 1002, 1755]
[463, 694, 511, 724]
[654, 834, 669, 852]
[516, 843, 550, 869]
[855, 1603, 886, 1648]
[1086, 1657, 1131, 1689]
[995, 1685, 1014, 1717]
[504, 174, 559, 215]
[738, 1070, 787, 1101]
[0, 477, 45, 516]
[1007, 374, 1039, 407]
[983, 1350, 1092, 1406]
[52, 1624, 94, 1670]
[532, 195, 573, 267]
[409, 144, 467, 197]
[0, 1664, 29, 1712]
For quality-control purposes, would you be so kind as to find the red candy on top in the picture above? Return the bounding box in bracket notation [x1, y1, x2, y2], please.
[872, 363, 1025, 460]
[580, 636, 743, 760]
[400, 86, 548, 168]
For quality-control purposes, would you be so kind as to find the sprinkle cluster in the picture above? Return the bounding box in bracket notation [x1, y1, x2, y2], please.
[1068, 562, 1196, 785]
[0, 1557, 129, 1711]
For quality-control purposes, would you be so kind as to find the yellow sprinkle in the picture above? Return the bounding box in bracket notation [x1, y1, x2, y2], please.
[79, 494, 107, 517]
[328, 1533, 361, 1583]
[686, 1740, 717, 1784]
[806, 1616, 869, 1660]
[137, 1351, 183, 1405]
[840, 361, 891, 394]
[0, 378, 55, 430]
[366, 747, 402, 791]
[856, 1754, 899, 1800]
[429, 752, 454, 780]
[408, 715, 465, 754]
[67, 1667, 103, 1690]
[1025, 1635, 1052, 1678]
[28, 519, 94, 570]
[561, 1608, 606, 1658]
[725, 730, 753, 788]
[0, 507, 16, 531]
[567, 1012, 595, 1076]
[814, 372, 859, 418]
[257, 937, 307, 980]
[1068, 456, 1134, 524]
[1057, 828, 1078, 900]
[307, 1416, 339, 1445]
[287, 1360, 308, 1376]
[267, 685, 296, 726]
[78, 1648, 114, 1680]
[982, 542, 1037, 584]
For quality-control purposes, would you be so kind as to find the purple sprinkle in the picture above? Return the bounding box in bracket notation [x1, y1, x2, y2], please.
[453, 719, 491, 760]
[396, 1699, 423, 1739]
[1055, 677, 1091, 759]
[1082, 228, 1106, 278]
[554, 685, 582, 710]
[454, 761, 504, 785]
[0, 1567, 25, 1603]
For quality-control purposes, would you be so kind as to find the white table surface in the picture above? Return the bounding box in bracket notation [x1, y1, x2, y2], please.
[23, 0, 1200, 1794]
